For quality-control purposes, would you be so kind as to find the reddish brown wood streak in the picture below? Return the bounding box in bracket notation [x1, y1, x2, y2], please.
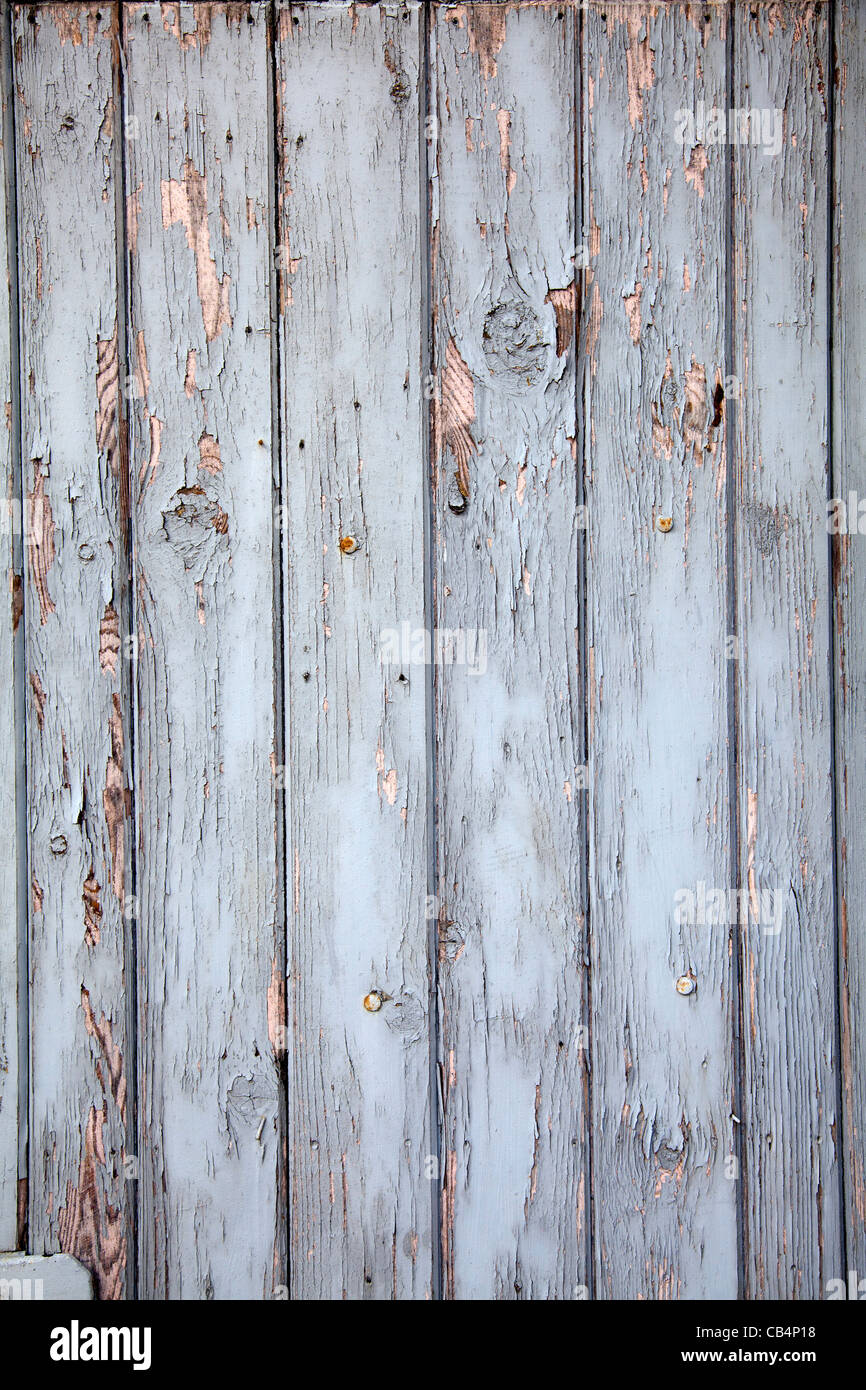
[103, 693, 125, 902]
[437, 337, 476, 499]
[545, 283, 577, 357]
[83, 871, 103, 948]
[26, 462, 55, 624]
[161, 159, 232, 342]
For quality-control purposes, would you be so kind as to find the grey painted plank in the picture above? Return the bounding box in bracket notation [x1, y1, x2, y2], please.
[431, 1, 588, 1300]
[123, 1, 283, 1299]
[276, 0, 432, 1300]
[833, 0, 866, 1290]
[0, 0, 19, 1254]
[0, 1251, 93, 1299]
[585, 1, 737, 1301]
[733, 0, 841, 1299]
[13, 3, 133, 1298]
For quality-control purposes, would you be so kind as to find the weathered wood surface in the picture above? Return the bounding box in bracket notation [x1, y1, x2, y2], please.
[123, 0, 283, 1299]
[0, 0, 19, 1255]
[833, 0, 866, 1285]
[277, 0, 432, 1300]
[0, 0, 862, 1303]
[585, 1, 738, 1301]
[13, 3, 134, 1299]
[431, 2, 588, 1300]
[733, 0, 841, 1299]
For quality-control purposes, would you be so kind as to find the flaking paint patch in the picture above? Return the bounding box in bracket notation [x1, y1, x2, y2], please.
[198, 431, 222, 474]
[683, 359, 707, 463]
[625, 16, 655, 128]
[29, 669, 46, 729]
[50, 6, 83, 46]
[184, 349, 197, 397]
[161, 1, 215, 51]
[684, 143, 709, 199]
[11, 570, 23, 632]
[83, 870, 102, 947]
[58, 1102, 126, 1301]
[457, 2, 507, 82]
[586, 282, 603, 373]
[140, 416, 162, 488]
[27, 461, 56, 624]
[161, 159, 232, 342]
[623, 283, 642, 344]
[545, 283, 577, 357]
[96, 325, 127, 519]
[103, 693, 125, 902]
[99, 604, 120, 676]
[376, 746, 398, 806]
[126, 183, 142, 254]
[496, 109, 516, 197]
[437, 337, 475, 500]
[268, 958, 286, 1058]
[135, 330, 151, 403]
[82, 987, 126, 1116]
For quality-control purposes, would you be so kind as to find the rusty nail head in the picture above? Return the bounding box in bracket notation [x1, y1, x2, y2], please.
[675, 974, 696, 996]
[657, 515, 673, 533]
[339, 535, 360, 555]
[363, 991, 383, 1013]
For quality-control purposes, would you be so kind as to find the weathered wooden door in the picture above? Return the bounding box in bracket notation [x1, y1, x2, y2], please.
[0, 0, 864, 1301]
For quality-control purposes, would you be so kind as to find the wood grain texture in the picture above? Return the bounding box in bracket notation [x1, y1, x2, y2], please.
[1, 0, 863, 1304]
[431, 1, 588, 1300]
[833, 0, 866, 1287]
[0, 0, 19, 1254]
[584, 1, 738, 1301]
[14, 3, 133, 1298]
[733, 0, 841, 1299]
[123, 1, 282, 1299]
[277, 0, 432, 1301]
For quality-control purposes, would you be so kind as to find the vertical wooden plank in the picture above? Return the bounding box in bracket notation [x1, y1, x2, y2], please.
[0, 0, 19, 1253]
[833, 0, 866, 1291]
[734, 0, 841, 1298]
[124, 1, 282, 1298]
[432, 2, 587, 1300]
[277, 1, 431, 1299]
[14, 3, 133, 1297]
[585, 2, 737, 1299]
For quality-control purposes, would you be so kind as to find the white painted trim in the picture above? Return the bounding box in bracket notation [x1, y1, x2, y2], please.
[0, 1253, 93, 1300]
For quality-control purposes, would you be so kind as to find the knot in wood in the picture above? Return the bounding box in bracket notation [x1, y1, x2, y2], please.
[482, 299, 548, 383]
[162, 485, 230, 577]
